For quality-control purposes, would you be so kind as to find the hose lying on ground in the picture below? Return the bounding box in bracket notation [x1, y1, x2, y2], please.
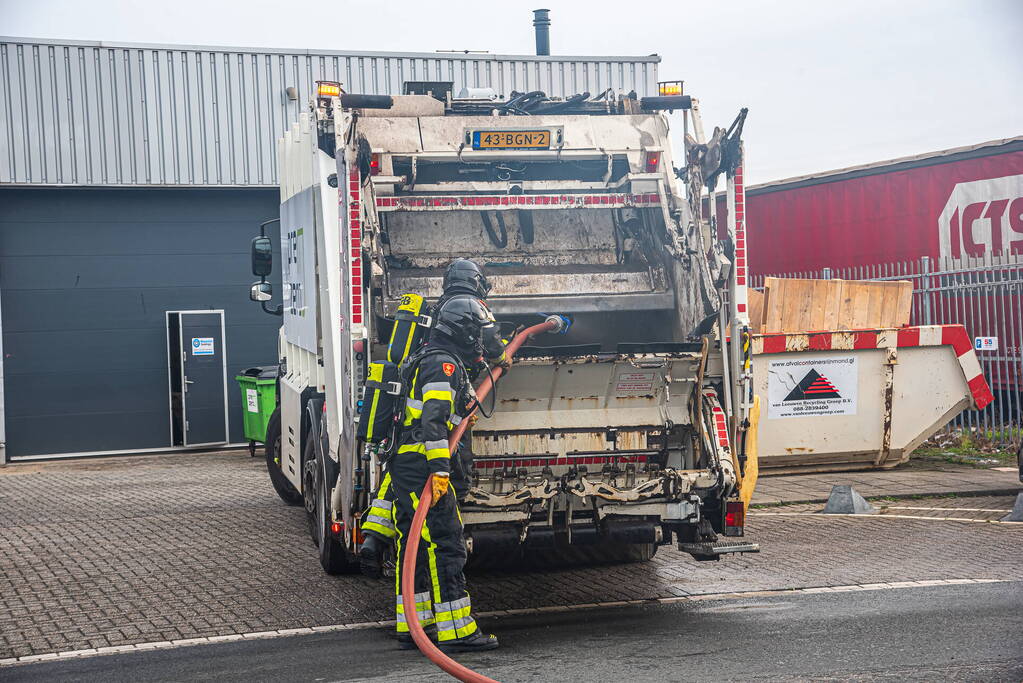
[400, 316, 565, 683]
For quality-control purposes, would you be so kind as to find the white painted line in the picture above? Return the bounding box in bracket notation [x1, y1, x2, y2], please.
[884, 506, 1012, 513]
[1, 578, 1012, 667]
[274, 627, 315, 637]
[168, 638, 206, 647]
[239, 631, 280, 640]
[753, 512, 1023, 525]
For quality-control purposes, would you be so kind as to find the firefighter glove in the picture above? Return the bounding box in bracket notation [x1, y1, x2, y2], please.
[490, 351, 512, 373]
[430, 474, 450, 506]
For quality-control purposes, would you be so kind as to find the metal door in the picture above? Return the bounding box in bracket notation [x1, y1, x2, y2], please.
[173, 311, 228, 446]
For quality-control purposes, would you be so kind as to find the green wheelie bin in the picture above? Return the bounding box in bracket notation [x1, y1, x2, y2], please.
[235, 366, 278, 457]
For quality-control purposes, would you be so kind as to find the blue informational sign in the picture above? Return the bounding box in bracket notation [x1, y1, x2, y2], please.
[974, 336, 998, 352]
[192, 337, 215, 355]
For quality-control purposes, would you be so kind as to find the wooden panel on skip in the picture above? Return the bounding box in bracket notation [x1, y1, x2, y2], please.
[760, 277, 912, 333]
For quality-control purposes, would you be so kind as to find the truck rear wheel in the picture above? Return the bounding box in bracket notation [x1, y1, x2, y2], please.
[264, 409, 302, 506]
[303, 436, 358, 575]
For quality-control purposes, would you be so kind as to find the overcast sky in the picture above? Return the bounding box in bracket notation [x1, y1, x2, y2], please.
[2, 0, 1020, 183]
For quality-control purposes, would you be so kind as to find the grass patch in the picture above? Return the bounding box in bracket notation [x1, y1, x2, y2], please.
[914, 427, 1020, 468]
[913, 447, 1016, 468]
[867, 493, 959, 503]
[750, 492, 963, 509]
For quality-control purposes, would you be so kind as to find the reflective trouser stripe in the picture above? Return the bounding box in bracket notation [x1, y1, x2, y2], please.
[422, 507, 442, 604]
[437, 615, 477, 641]
[435, 596, 478, 641]
[363, 474, 396, 538]
[395, 591, 435, 631]
[395, 491, 442, 632]
[410, 492, 442, 604]
[434, 597, 470, 614]
[362, 514, 395, 538]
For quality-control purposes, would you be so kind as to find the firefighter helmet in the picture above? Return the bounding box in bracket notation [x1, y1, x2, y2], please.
[442, 258, 492, 299]
[432, 295, 495, 355]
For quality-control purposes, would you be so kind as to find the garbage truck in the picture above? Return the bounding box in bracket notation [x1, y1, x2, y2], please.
[248, 80, 760, 573]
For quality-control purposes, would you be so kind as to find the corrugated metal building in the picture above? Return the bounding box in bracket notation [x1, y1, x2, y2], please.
[0, 36, 660, 460]
[1, 38, 660, 185]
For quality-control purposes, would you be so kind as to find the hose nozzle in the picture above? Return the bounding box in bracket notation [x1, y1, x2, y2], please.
[544, 314, 571, 334]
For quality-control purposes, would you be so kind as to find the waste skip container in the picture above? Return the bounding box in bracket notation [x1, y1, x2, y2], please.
[236, 366, 279, 457]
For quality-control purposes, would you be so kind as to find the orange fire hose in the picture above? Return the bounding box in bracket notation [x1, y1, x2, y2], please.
[401, 316, 565, 682]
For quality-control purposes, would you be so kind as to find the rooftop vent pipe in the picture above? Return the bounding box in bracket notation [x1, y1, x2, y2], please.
[533, 9, 551, 56]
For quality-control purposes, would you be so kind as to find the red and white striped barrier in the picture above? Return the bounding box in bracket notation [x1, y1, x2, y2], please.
[752, 324, 994, 410]
[703, 389, 730, 451]
[375, 193, 660, 211]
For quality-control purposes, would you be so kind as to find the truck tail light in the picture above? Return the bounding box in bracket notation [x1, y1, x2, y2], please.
[644, 151, 660, 173]
[330, 521, 343, 535]
[724, 501, 745, 536]
[369, 153, 381, 176]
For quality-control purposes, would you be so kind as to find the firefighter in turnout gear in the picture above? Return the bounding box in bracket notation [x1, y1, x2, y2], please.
[359, 259, 509, 578]
[392, 296, 500, 652]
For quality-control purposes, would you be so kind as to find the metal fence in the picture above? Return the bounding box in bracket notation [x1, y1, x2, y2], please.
[752, 253, 1023, 447]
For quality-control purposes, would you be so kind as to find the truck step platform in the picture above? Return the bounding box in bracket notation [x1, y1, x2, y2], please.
[678, 540, 760, 561]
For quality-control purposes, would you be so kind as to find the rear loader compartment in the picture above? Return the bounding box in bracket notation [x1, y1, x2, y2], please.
[456, 349, 750, 560]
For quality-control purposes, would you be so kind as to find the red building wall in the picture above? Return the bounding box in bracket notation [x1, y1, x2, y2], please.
[714, 143, 1023, 274]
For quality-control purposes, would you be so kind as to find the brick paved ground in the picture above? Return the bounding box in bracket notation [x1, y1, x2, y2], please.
[1, 452, 1020, 659]
[761, 494, 1017, 519]
[753, 463, 1020, 505]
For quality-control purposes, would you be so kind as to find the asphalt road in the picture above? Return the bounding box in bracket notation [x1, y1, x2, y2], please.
[7, 582, 1021, 682]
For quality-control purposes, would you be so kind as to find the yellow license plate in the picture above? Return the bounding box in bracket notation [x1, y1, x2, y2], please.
[472, 130, 550, 150]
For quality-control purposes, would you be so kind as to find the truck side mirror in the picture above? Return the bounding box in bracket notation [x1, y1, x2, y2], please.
[250, 281, 273, 302]
[251, 236, 273, 277]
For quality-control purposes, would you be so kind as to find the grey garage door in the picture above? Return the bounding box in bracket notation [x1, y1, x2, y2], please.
[0, 187, 282, 459]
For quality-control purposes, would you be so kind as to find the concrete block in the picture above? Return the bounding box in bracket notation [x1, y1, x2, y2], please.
[1000, 493, 1023, 522]
[822, 485, 877, 514]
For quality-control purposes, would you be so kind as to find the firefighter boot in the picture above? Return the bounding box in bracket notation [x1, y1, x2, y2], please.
[438, 631, 500, 653]
[397, 625, 439, 650]
[358, 533, 386, 579]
